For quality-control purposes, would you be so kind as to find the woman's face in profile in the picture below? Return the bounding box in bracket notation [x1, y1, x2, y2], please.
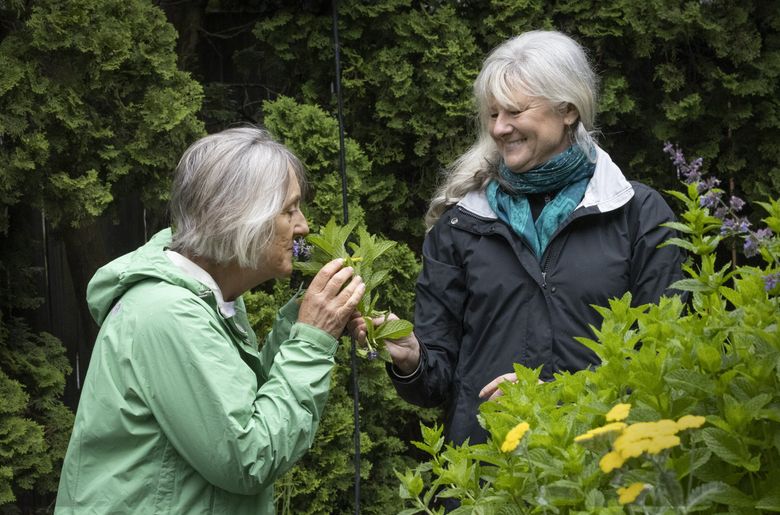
[262, 171, 309, 280]
[488, 89, 578, 173]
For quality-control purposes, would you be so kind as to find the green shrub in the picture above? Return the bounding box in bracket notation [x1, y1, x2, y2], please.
[397, 148, 780, 513]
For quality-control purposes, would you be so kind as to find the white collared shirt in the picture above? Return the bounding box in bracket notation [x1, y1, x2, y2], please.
[165, 250, 236, 318]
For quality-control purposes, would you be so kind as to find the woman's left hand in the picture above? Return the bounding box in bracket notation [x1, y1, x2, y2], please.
[479, 374, 545, 400]
[478, 372, 518, 401]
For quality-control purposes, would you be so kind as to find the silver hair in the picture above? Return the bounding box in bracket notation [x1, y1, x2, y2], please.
[169, 126, 306, 268]
[426, 30, 599, 228]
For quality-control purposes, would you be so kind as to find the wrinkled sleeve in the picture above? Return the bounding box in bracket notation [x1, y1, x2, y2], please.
[257, 295, 302, 382]
[132, 296, 337, 495]
[389, 215, 467, 408]
[629, 186, 686, 306]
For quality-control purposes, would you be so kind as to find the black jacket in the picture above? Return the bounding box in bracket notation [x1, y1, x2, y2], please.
[390, 148, 684, 445]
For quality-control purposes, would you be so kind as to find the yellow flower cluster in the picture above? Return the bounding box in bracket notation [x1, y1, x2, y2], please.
[573, 422, 627, 443]
[501, 421, 530, 453]
[617, 482, 648, 505]
[574, 404, 706, 474]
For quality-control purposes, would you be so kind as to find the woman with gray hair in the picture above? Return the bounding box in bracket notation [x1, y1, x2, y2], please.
[352, 30, 683, 448]
[56, 126, 365, 514]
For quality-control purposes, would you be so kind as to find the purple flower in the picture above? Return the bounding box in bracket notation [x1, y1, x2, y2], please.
[714, 207, 729, 220]
[729, 196, 745, 212]
[764, 272, 780, 292]
[292, 238, 312, 261]
[699, 190, 721, 209]
[743, 235, 760, 258]
[756, 228, 774, 240]
[367, 350, 379, 360]
[697, 176, 720, 194]
[720, 218, 736, 235]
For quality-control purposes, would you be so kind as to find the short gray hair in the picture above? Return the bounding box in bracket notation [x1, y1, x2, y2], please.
[169, 126, 306, 268]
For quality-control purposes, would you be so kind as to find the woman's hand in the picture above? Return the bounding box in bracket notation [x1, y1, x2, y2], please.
[480, 373, 545, 400]
[479, 372, 518, 401]
[298, 259, 365, 338]
[347, 312, 421, 375]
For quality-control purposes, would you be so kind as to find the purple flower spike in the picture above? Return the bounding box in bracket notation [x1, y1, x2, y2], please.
[699, 191, 721, 209]
[743, 236, 760, 258]
[729, 196, 745, 212]
[293, 238, 312, 261]
[764, 272, 780, 292]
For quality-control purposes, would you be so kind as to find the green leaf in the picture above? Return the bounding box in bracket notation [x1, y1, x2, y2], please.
[669, 278, 716, 293]
[700, 427, 760, 472]
[685, 482, 729, 511]
[374, 318, 414, 340]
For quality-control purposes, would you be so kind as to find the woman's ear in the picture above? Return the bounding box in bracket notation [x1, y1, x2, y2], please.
[562, 103, 579, 126]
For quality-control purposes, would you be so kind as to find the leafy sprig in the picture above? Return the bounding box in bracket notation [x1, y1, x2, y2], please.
[294, 218, 414, 360]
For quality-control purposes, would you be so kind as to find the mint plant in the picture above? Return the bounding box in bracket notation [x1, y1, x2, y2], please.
[395, 147, 780, 513]
[294, 218, 414, 360]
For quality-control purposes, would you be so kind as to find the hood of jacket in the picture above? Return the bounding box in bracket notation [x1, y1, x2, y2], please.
[458, 145, 634, 219]
[87, 228, 205, 326]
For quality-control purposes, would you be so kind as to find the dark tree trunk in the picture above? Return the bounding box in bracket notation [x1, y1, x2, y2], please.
[157, 0, 209, 76]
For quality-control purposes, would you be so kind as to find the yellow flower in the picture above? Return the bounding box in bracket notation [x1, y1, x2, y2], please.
[676, 414, 706, 430]
[605, 403, 632, 422]
[622, 419, 679, 440]
[644, 434, 680, 454]
[501, 422, 530, 453]
[599, 450, 625, 473]
[613, 437, 645, 459]
[617, 482, 647, 505]
[574, 422, 627, 442]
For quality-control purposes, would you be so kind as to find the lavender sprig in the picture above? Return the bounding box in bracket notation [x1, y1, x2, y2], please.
[292, 237, 312, 261]
[663, 142, 774, 255]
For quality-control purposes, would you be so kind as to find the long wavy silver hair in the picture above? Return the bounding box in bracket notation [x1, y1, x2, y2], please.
[425, 30, 599, 228]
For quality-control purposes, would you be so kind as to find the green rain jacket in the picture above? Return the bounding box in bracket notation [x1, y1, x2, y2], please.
[55, 229, 338, 514]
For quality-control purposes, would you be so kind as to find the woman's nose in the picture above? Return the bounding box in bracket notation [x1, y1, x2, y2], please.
[491, 111, 513, 137]
[296, 216, 309, 237]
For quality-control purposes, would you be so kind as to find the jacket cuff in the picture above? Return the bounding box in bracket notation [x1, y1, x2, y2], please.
[386, 349, 424, 383]
[279, 294, 302, 323]
[290, 322, 339, 356]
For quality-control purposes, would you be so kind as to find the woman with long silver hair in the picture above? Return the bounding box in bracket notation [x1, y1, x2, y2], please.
[353, 30, 683, 448]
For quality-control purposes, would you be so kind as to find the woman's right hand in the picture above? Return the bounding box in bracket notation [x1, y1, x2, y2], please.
[347, 312, 421, 375]
[298, 259, 366, 338]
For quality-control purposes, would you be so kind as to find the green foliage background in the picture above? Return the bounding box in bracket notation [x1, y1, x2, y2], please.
[0, 0, 778, 512]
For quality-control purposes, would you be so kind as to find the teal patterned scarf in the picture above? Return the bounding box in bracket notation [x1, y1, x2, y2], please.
[486, 144, 596, 260]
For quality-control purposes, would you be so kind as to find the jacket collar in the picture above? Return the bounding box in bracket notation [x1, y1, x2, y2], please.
[457, 146, 634, 219]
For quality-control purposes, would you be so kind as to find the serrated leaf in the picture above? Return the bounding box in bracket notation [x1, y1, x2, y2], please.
[669, 278, 715, 292]
[701, 427, 760, 472]
[662, 221, 695, 234]
[375, 318, 414, 340]
[685, 481, 729, 511]
[708, 484, 757, 508]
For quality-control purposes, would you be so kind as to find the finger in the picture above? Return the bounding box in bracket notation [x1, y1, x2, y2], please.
[321, 266, 356, 296]
[339, 277, 365, 312]
[479, 373, 516, 399]
[307, 258, 345, 292]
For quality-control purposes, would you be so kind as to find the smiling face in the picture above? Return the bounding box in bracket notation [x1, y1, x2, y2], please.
[261, 170, 309, 280]
[488, 89, 578, 173]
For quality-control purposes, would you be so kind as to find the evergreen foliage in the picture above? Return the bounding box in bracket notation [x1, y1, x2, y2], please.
[1, 0, 779, 512]
[397, 151, 780, 513]
[247, 97, 435, 514]
[0, 0, 204, 230]
[231, 0, 780, 240]
[0, 0, 203, 508]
